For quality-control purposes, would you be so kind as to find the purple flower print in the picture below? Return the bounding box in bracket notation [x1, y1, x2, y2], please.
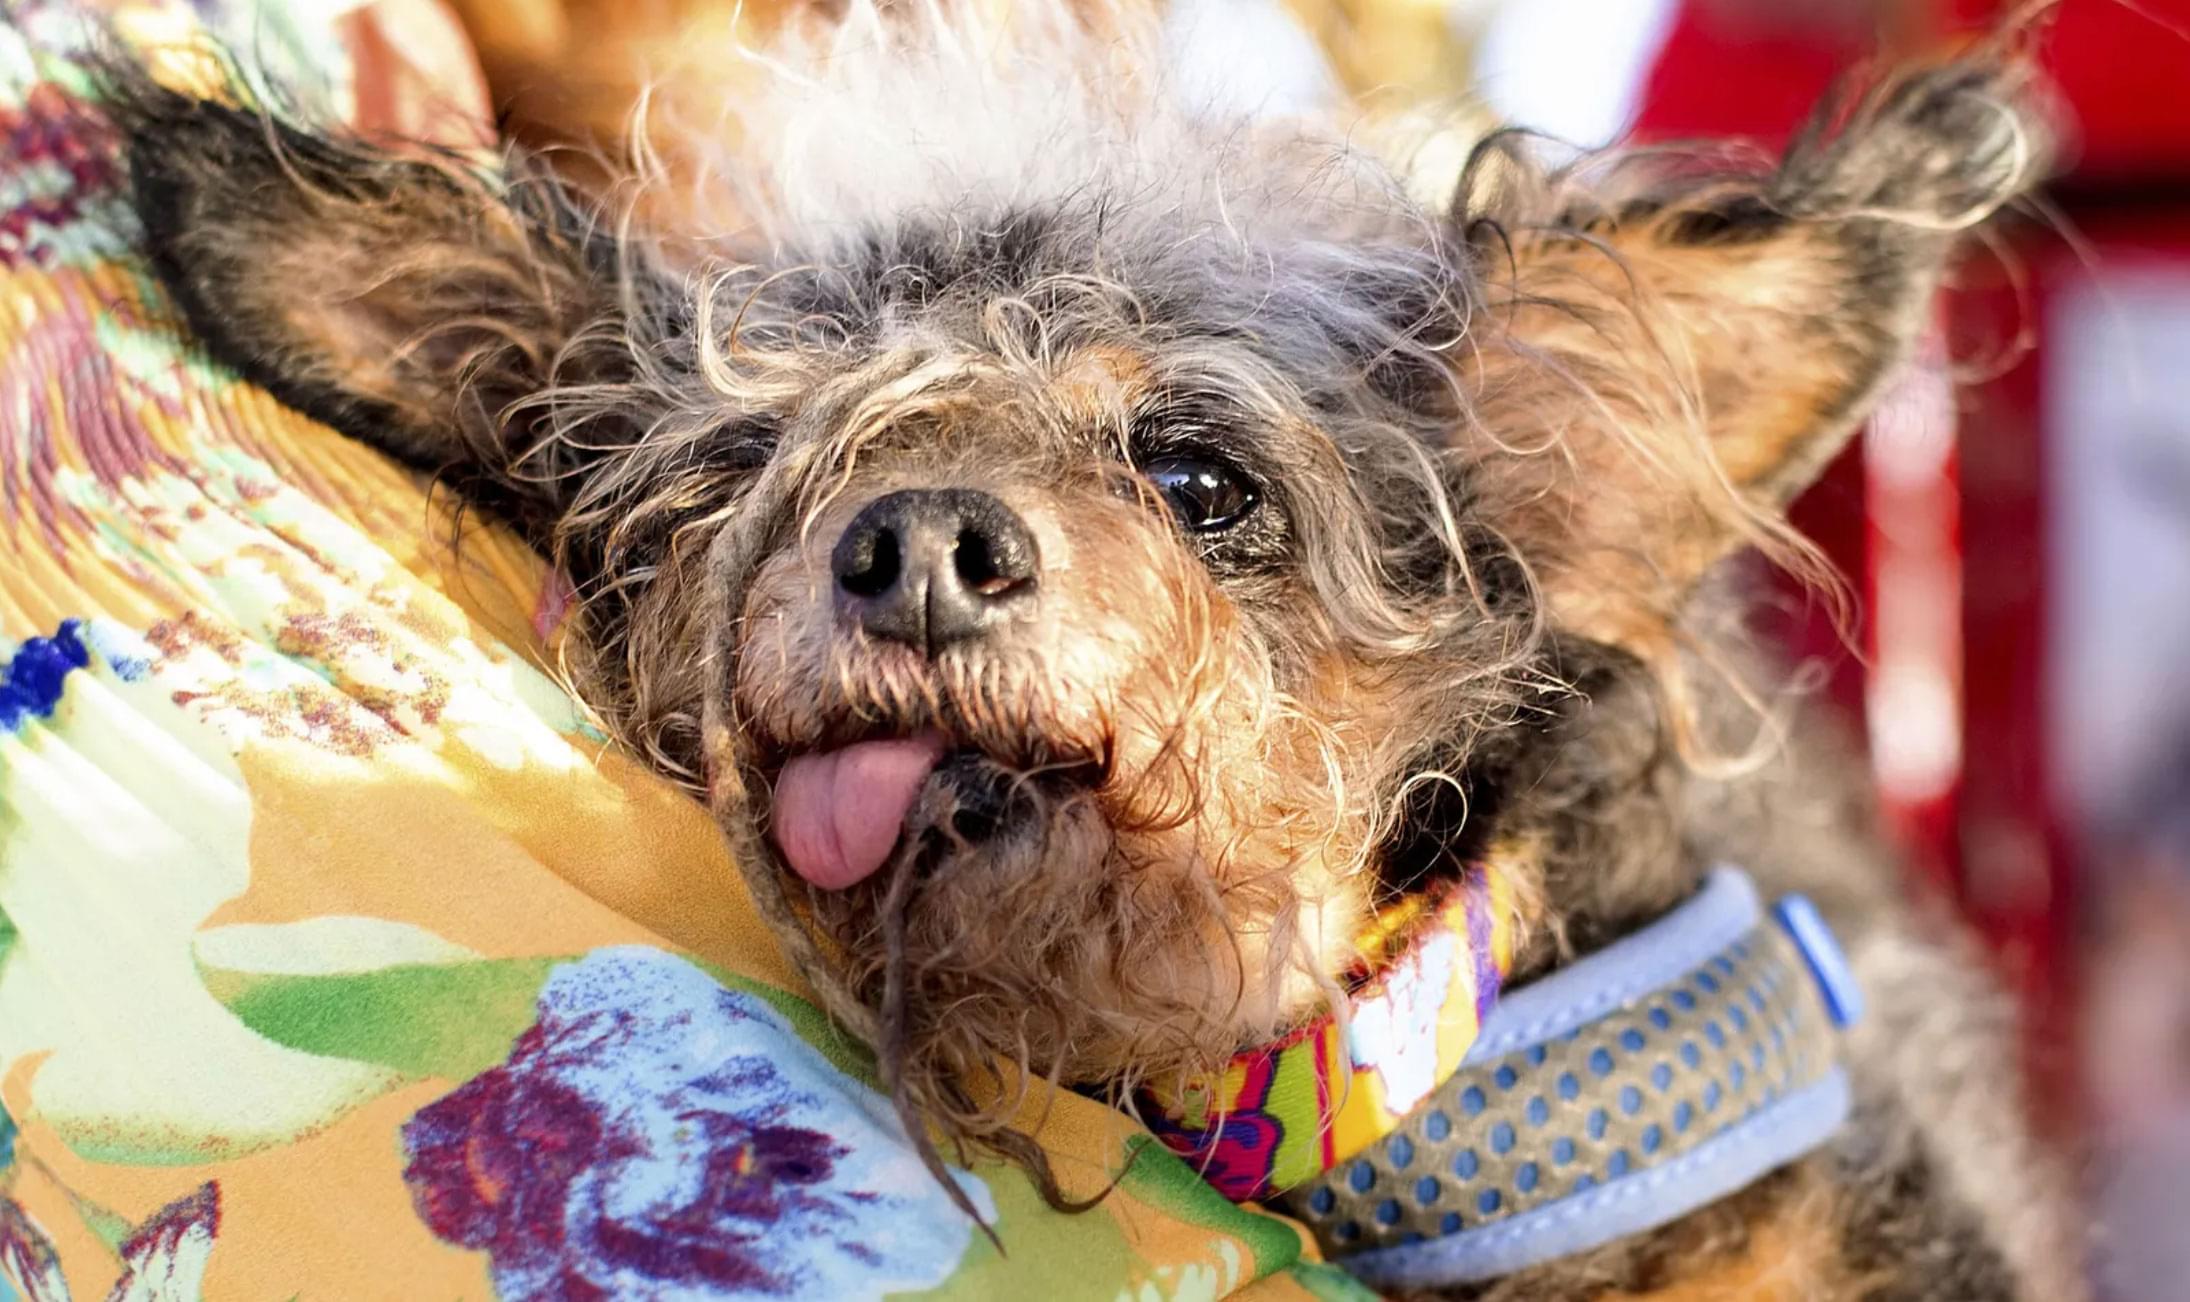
[402, 947, 991, 1300]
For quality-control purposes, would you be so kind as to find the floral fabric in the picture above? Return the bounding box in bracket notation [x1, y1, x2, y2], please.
[0, 3, 1371, 1298]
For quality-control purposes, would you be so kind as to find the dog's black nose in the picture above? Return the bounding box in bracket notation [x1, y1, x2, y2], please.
[832, 488, 1040, 654]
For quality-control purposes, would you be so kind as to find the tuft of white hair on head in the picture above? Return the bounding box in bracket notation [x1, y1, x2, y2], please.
[635, 0, 1437, 258]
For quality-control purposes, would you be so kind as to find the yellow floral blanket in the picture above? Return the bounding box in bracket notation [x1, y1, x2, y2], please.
[0, 3, 1364, 1297]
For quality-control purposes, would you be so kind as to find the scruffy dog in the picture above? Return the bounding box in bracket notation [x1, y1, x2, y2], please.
[111, 6, 2080, 1296]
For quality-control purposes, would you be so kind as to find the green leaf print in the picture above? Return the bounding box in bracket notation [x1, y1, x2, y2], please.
[1115, 1136, 1303, 1280]
[213, 957, 567, 1082]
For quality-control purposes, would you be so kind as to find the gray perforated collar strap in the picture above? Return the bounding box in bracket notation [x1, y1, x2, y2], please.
[1277, 867, 1866, 1290]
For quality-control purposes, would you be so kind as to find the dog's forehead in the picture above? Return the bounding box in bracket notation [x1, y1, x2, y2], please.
[751, 200, 1468, 455]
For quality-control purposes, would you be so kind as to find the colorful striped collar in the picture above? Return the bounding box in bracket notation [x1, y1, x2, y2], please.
[1139, 863, 1522, 1203]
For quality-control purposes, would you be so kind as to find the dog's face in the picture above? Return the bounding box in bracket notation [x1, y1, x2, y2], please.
[692, 226, 1543, 1096]
[119, 19, 2037, 1161]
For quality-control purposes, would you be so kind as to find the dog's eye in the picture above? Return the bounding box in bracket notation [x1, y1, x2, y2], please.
[1141, 455, 1259, 532]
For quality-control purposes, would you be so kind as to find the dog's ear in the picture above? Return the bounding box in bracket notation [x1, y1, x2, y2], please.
[1459, 59, 2041, 651]
[112, 74, 664, 525]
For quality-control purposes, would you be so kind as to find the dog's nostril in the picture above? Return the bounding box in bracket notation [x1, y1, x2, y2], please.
[837, 525, 901, 598]
[953, 528, 1028, 597]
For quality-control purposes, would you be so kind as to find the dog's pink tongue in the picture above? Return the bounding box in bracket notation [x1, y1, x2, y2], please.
[771, 733, 948, 891]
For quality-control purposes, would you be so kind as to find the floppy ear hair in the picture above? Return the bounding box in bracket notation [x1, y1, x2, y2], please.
[112, 71, 663, 530]
[1460, 58, 2042, 653]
